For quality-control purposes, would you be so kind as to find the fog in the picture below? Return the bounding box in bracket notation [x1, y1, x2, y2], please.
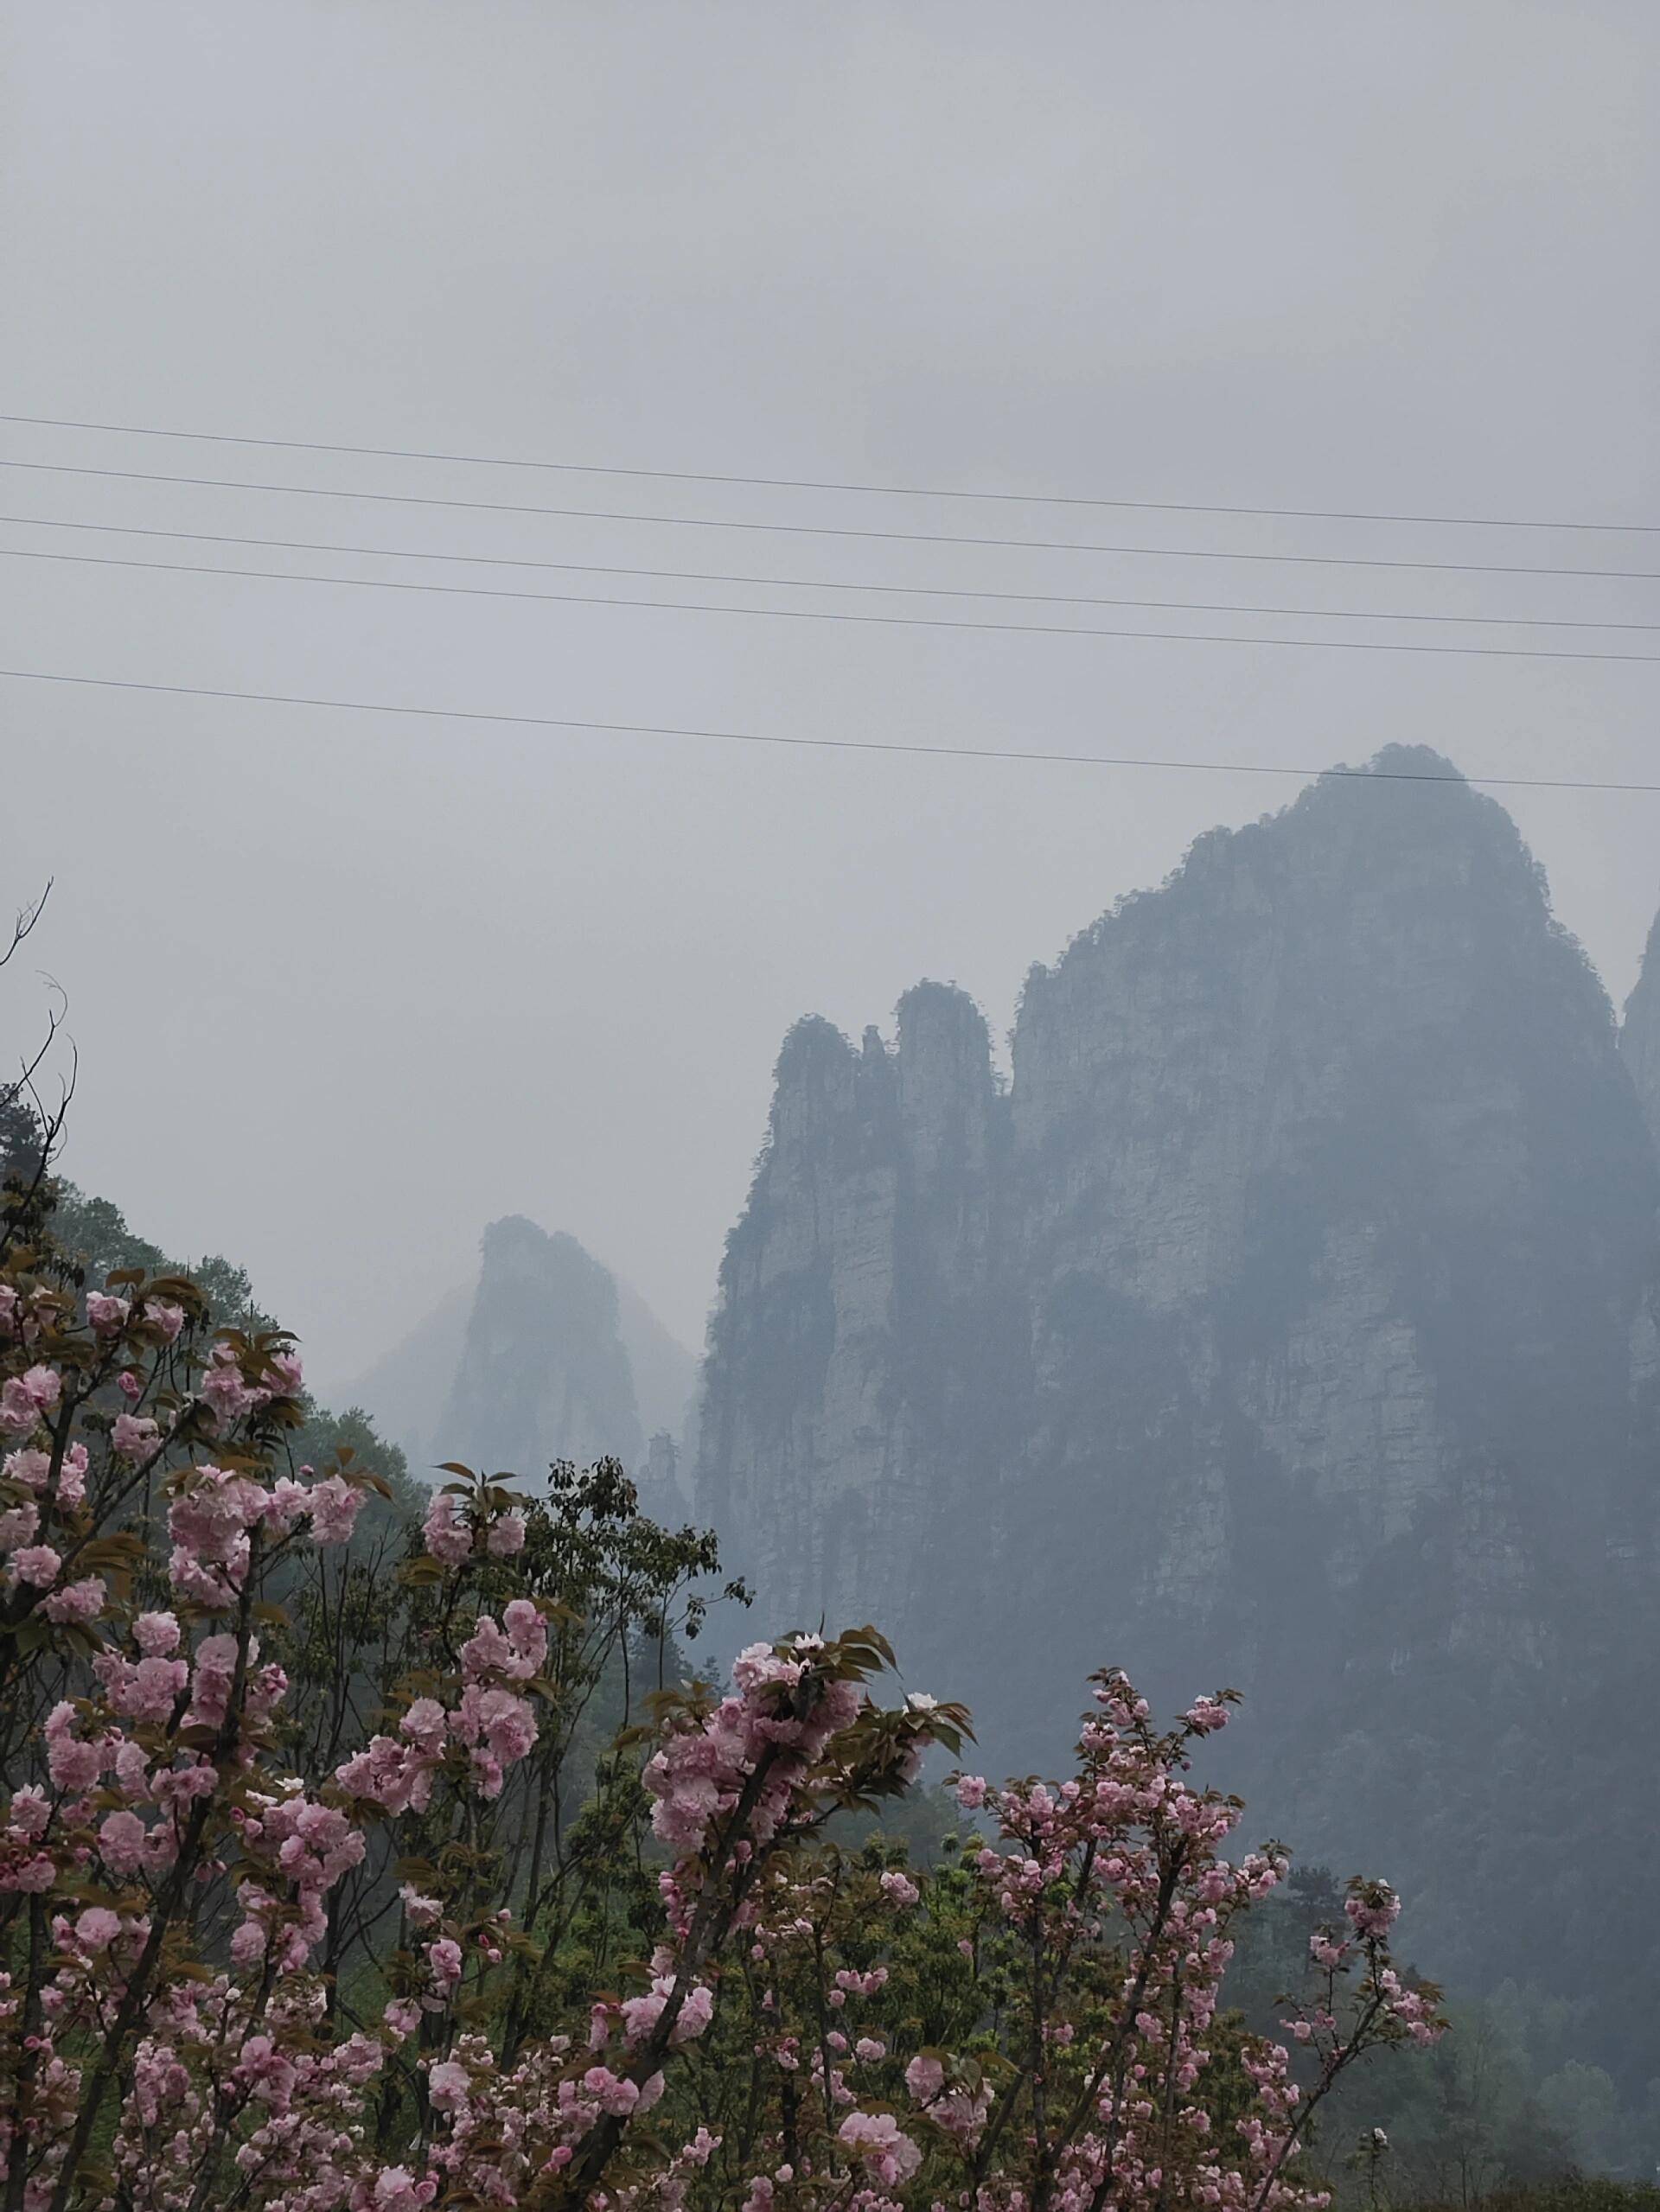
[3, 0, 1657, 1385]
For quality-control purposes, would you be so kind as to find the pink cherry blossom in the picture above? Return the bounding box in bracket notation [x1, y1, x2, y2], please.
[0, 1500, 41, 1552]
[112, 1411, 161, 1462]
[426, 2059, 469, 2112]
[0, 1364, 61, 1435]
[306, 1473, 363, 1546]
[582, 2066, 641, 2118]
[133, 1610, 182, 1655]
[44, 1705, 105, 1793]
[421, 1491, 472, 1566]
[42, 1575, 105, 1624]
[263, 1348, 303, 1398]
[201, 1344, 261, 1425]
[485, 1508, 527, 1558]
[425, 1936, 463, 1994]
[98, 1810, 150, 1875]
[10, 1543, 61, 1589]
[144, 1297, 187, 1342]
[838, 2110, 922, 2186]
[904, 2054, 944, 2103]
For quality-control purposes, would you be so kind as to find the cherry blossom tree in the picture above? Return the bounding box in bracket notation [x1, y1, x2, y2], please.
[0, 1167, 1440, 2212]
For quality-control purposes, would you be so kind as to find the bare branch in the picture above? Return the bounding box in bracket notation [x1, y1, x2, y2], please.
[0, 879, 51, 972]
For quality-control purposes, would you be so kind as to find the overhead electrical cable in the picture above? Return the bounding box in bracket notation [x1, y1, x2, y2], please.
[6, 543, 1660, 664]
[1, 666, 1656, 794]
[0, 411, 1651, 536]
[3, 513, 1655, 633]
[4, 458, 1659, 581]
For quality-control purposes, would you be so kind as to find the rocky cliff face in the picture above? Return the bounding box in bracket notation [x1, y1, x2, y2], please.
[1620, 908, 1660, 1159]
[696, 748, 1660, 2067]
[342, 1220, 697, 1490]
[437, 1217, 644, 1476]
[697, 985, 1011, 1662]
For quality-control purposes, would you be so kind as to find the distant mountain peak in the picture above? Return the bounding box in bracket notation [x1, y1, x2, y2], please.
[334, 1221, 697, 1485]
[1351, 740, 1466, 780]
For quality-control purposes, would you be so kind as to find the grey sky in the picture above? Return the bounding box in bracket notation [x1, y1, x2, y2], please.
[3, 1, 1658, 1386]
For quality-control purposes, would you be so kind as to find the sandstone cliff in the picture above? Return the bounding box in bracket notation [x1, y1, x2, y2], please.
[1620, 908, 1660, 1160]
[695, 747, 1660, 2072]
[342, 1219, 697, 1488]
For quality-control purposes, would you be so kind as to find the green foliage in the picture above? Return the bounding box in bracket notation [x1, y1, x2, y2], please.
[1221, 1873, 1660, 2191]
[1401, 2188, 1660, 2212]
[49, 1181, 263, 1329]
[827, 1782, 963, 1868]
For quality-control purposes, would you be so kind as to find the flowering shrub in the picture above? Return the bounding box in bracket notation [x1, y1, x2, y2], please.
[0, 1179, 1441, 2212]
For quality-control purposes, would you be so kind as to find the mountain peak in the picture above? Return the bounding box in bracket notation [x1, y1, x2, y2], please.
[695, 752, 1660, 2071]
[1352, 741, 1467, 781]
[330, 1220, 696, 1484]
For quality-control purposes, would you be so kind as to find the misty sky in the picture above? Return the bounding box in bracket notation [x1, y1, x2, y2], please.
[3, 2, 1659, 1389]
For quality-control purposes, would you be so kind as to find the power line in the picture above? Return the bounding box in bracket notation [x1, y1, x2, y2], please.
[2, 410, 1651, 537]
[5, 513, 1655, 634]
[3, 666, 1657, 794]
[9, 542, 1660, 664]
[5, 457, 1659, 582]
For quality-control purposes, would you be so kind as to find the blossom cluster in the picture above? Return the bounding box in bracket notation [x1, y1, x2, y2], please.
[335, 1596, 546, 1810]
[643, 1635, 863, 1859]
